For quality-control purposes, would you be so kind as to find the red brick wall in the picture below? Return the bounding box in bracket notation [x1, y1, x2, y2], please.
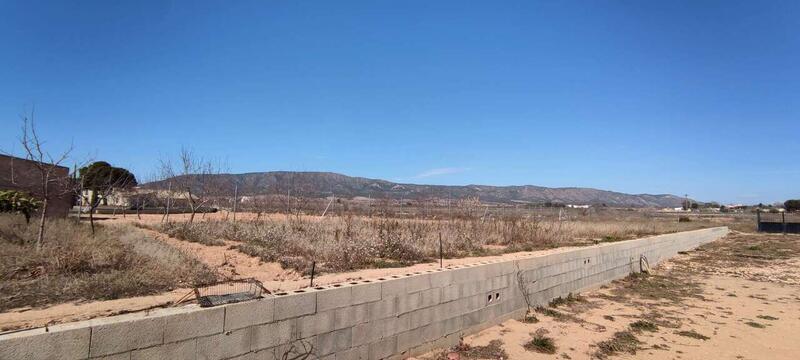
[0, 154, 74, 218]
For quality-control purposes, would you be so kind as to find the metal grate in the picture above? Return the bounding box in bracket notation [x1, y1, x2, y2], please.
[194, 278, 269, 307]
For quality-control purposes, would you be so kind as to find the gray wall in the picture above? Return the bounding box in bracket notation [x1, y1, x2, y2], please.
[0, 227, 728, 360]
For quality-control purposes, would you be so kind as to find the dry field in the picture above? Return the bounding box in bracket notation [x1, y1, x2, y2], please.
[0, 215, 216, 328]
[138, 210, 745, 276]
[416, 231, 800, 360]
[0, 209, 752, 332]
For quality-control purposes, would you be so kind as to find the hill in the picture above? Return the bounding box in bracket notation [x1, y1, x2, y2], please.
[145, 171, 687, 208]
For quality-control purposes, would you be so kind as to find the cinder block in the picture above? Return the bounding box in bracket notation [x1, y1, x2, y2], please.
[380, 315, 411, 338]
[405, 274, 431, 293]
[131, 339, 196, 360]
[251, 319, 296, 351]
[407, 307, 431, 330]
[336, 345, 368, 360]
[441, 284, 461, 302]
[368, 336, 397, 360]
[274, 291, 317, 321]
[0, 323, 90, 360]
[93, 352, 131, 360]
[418, 288, 442, 309]
[164, 307, 225, 343]
[333, 303, 369, 330]
[380, 278, 407, 298]
[396, 292, 421, 314]
[90, 315, 165, 357]
[224, 297, 275, 331]
[351, 282, 381, 305]
[297, 310, 335, 338]
[367, 297, 397, 321]
[197, 327, 252, 360]
[421, 321, 445, 342]
[396, 328, 424, 353]
[351, 322, 382, 347]
[314, 328, 352, 356]
[428, 270, 452, 288]
[227, 352, 256, 360]
[316, 286, 352, 312]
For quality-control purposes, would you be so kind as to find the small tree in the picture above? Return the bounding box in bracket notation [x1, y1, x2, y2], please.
[17, 111, 73, 249]
[79, 161, 137, 234]
[0, 190, 41, 223]
[785, 199, 800, 213]
[162, 148, 222, 224]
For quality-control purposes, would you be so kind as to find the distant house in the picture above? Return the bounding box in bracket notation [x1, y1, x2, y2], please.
[0, 154, 73, 218]
[566, 204, 590, 209]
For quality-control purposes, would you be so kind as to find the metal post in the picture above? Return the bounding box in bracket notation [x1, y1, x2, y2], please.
[310, 261, 316, 287]
[439, 232, 443, 268]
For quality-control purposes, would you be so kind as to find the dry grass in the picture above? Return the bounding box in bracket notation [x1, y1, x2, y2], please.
[525, 329, 558, 354]
[147, 211, 726, 274]
[432, 339, 508, 360]
[0, 214, 217, 311]
[595, 331, 641, 358]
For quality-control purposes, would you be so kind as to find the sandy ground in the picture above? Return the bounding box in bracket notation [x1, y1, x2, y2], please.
[414, 232, 800, 360]
[0, 214, 583, 331]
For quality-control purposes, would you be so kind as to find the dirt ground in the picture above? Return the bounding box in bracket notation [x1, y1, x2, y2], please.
[415, 232, 800, 360]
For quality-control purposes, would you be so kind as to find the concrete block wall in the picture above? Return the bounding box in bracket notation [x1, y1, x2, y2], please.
[0, 227, 728, 360]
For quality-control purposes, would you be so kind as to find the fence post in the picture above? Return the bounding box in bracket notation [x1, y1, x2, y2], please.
[783, 211, 787, 235]
[310, 261, 316, 287]
[756, 209, 761, 232]
[439, 232, 443, 269]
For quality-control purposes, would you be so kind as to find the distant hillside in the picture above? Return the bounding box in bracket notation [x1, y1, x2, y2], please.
[145, 171, 687, 208]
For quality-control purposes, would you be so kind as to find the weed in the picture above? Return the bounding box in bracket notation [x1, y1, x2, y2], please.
[522, 311, 539, 324]
[437, 339, 507, 360]
[525, 334, 557, 354]
[757, 315, 779, 321]
[674, 330, 710, 340]
[549, 293, 585, 307]
[629, 320, 658, 332]
[595, 331, 640, 357]
[745, 321, 766, 328]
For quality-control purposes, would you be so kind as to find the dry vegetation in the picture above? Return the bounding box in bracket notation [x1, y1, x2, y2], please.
[0, 214, 216, 311]
[143, 210, 730, 275]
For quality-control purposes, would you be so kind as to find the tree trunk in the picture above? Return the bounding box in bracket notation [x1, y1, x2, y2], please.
[36, 199, 48, 250]
[89, 204, 96, 235]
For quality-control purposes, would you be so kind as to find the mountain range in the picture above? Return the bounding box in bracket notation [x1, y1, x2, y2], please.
[147, 171, 688, 208]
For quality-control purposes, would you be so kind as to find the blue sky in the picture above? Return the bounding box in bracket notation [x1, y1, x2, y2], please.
[1, 1, 798, 204]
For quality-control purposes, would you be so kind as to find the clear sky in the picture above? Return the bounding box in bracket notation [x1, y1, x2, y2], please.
[1, 1, 798, 204]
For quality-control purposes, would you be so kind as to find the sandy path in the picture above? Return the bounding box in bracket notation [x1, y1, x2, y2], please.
[428, 276, 800, 359]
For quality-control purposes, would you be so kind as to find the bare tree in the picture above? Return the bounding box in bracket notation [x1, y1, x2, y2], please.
[17, 110, 73, 249]
[172, 148, 221, 224]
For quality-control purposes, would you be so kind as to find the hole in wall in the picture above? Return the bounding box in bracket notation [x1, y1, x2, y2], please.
[487, 294, 493, 303]
[495, 293, 500, 300]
